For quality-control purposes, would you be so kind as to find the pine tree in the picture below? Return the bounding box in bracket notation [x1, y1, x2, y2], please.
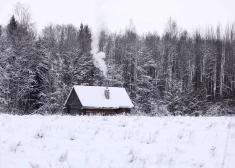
[7, 16, 18, 39]
[0, 25, 2, 36]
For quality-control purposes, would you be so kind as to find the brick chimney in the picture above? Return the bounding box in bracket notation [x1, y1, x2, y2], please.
[105, 82, 110, 99]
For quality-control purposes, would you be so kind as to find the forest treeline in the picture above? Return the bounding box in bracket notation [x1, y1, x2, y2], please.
[0, 4, 235, 115]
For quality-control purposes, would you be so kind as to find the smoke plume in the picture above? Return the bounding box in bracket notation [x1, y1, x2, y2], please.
[91, 31, 107, 78]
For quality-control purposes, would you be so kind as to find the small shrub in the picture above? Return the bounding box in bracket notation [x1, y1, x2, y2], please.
[188, 130, 195, 140]
[10, 141, 22, 153]
[199, 162, 205, 167]
[118, 124, 125, 127]
[94, 127, 100, 135]
[29, 162, 40, 168]
[35, 130, 44, 139]
[178, 133, 183, 139]
[59, 151, 68, 162]
[69, 132, 76, 140]
[207, 123, 213, 128]
[128, 149, 137, 163]
[210, 146, 216, 156]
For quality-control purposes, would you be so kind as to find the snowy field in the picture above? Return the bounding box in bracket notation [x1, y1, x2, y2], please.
[0, 114, 235, 168]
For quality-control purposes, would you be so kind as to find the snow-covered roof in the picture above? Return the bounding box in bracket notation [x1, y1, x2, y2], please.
[67, 85, 134, 109]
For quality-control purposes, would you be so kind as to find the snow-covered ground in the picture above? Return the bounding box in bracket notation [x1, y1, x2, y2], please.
[0, 114, 235, 168]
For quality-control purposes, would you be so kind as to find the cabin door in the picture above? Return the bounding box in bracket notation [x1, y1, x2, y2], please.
[70, 106, 84, 115]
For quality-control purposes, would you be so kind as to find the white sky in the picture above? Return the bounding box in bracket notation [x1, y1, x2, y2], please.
[0, 0, 234, 35]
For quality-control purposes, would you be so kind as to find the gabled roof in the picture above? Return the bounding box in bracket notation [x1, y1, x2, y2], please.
[65, 86, 134, 109]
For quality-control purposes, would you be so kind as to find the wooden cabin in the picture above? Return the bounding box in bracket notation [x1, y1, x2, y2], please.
[64, 85, 134, 115]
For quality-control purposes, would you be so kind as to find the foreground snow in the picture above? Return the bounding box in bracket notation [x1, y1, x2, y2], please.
[0, 114, 235, 168]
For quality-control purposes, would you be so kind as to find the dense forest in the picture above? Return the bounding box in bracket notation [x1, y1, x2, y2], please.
[0, 4, 235, 115]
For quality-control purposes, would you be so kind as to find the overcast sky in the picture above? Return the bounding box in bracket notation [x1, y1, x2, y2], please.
[0, 0, 234, 35]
